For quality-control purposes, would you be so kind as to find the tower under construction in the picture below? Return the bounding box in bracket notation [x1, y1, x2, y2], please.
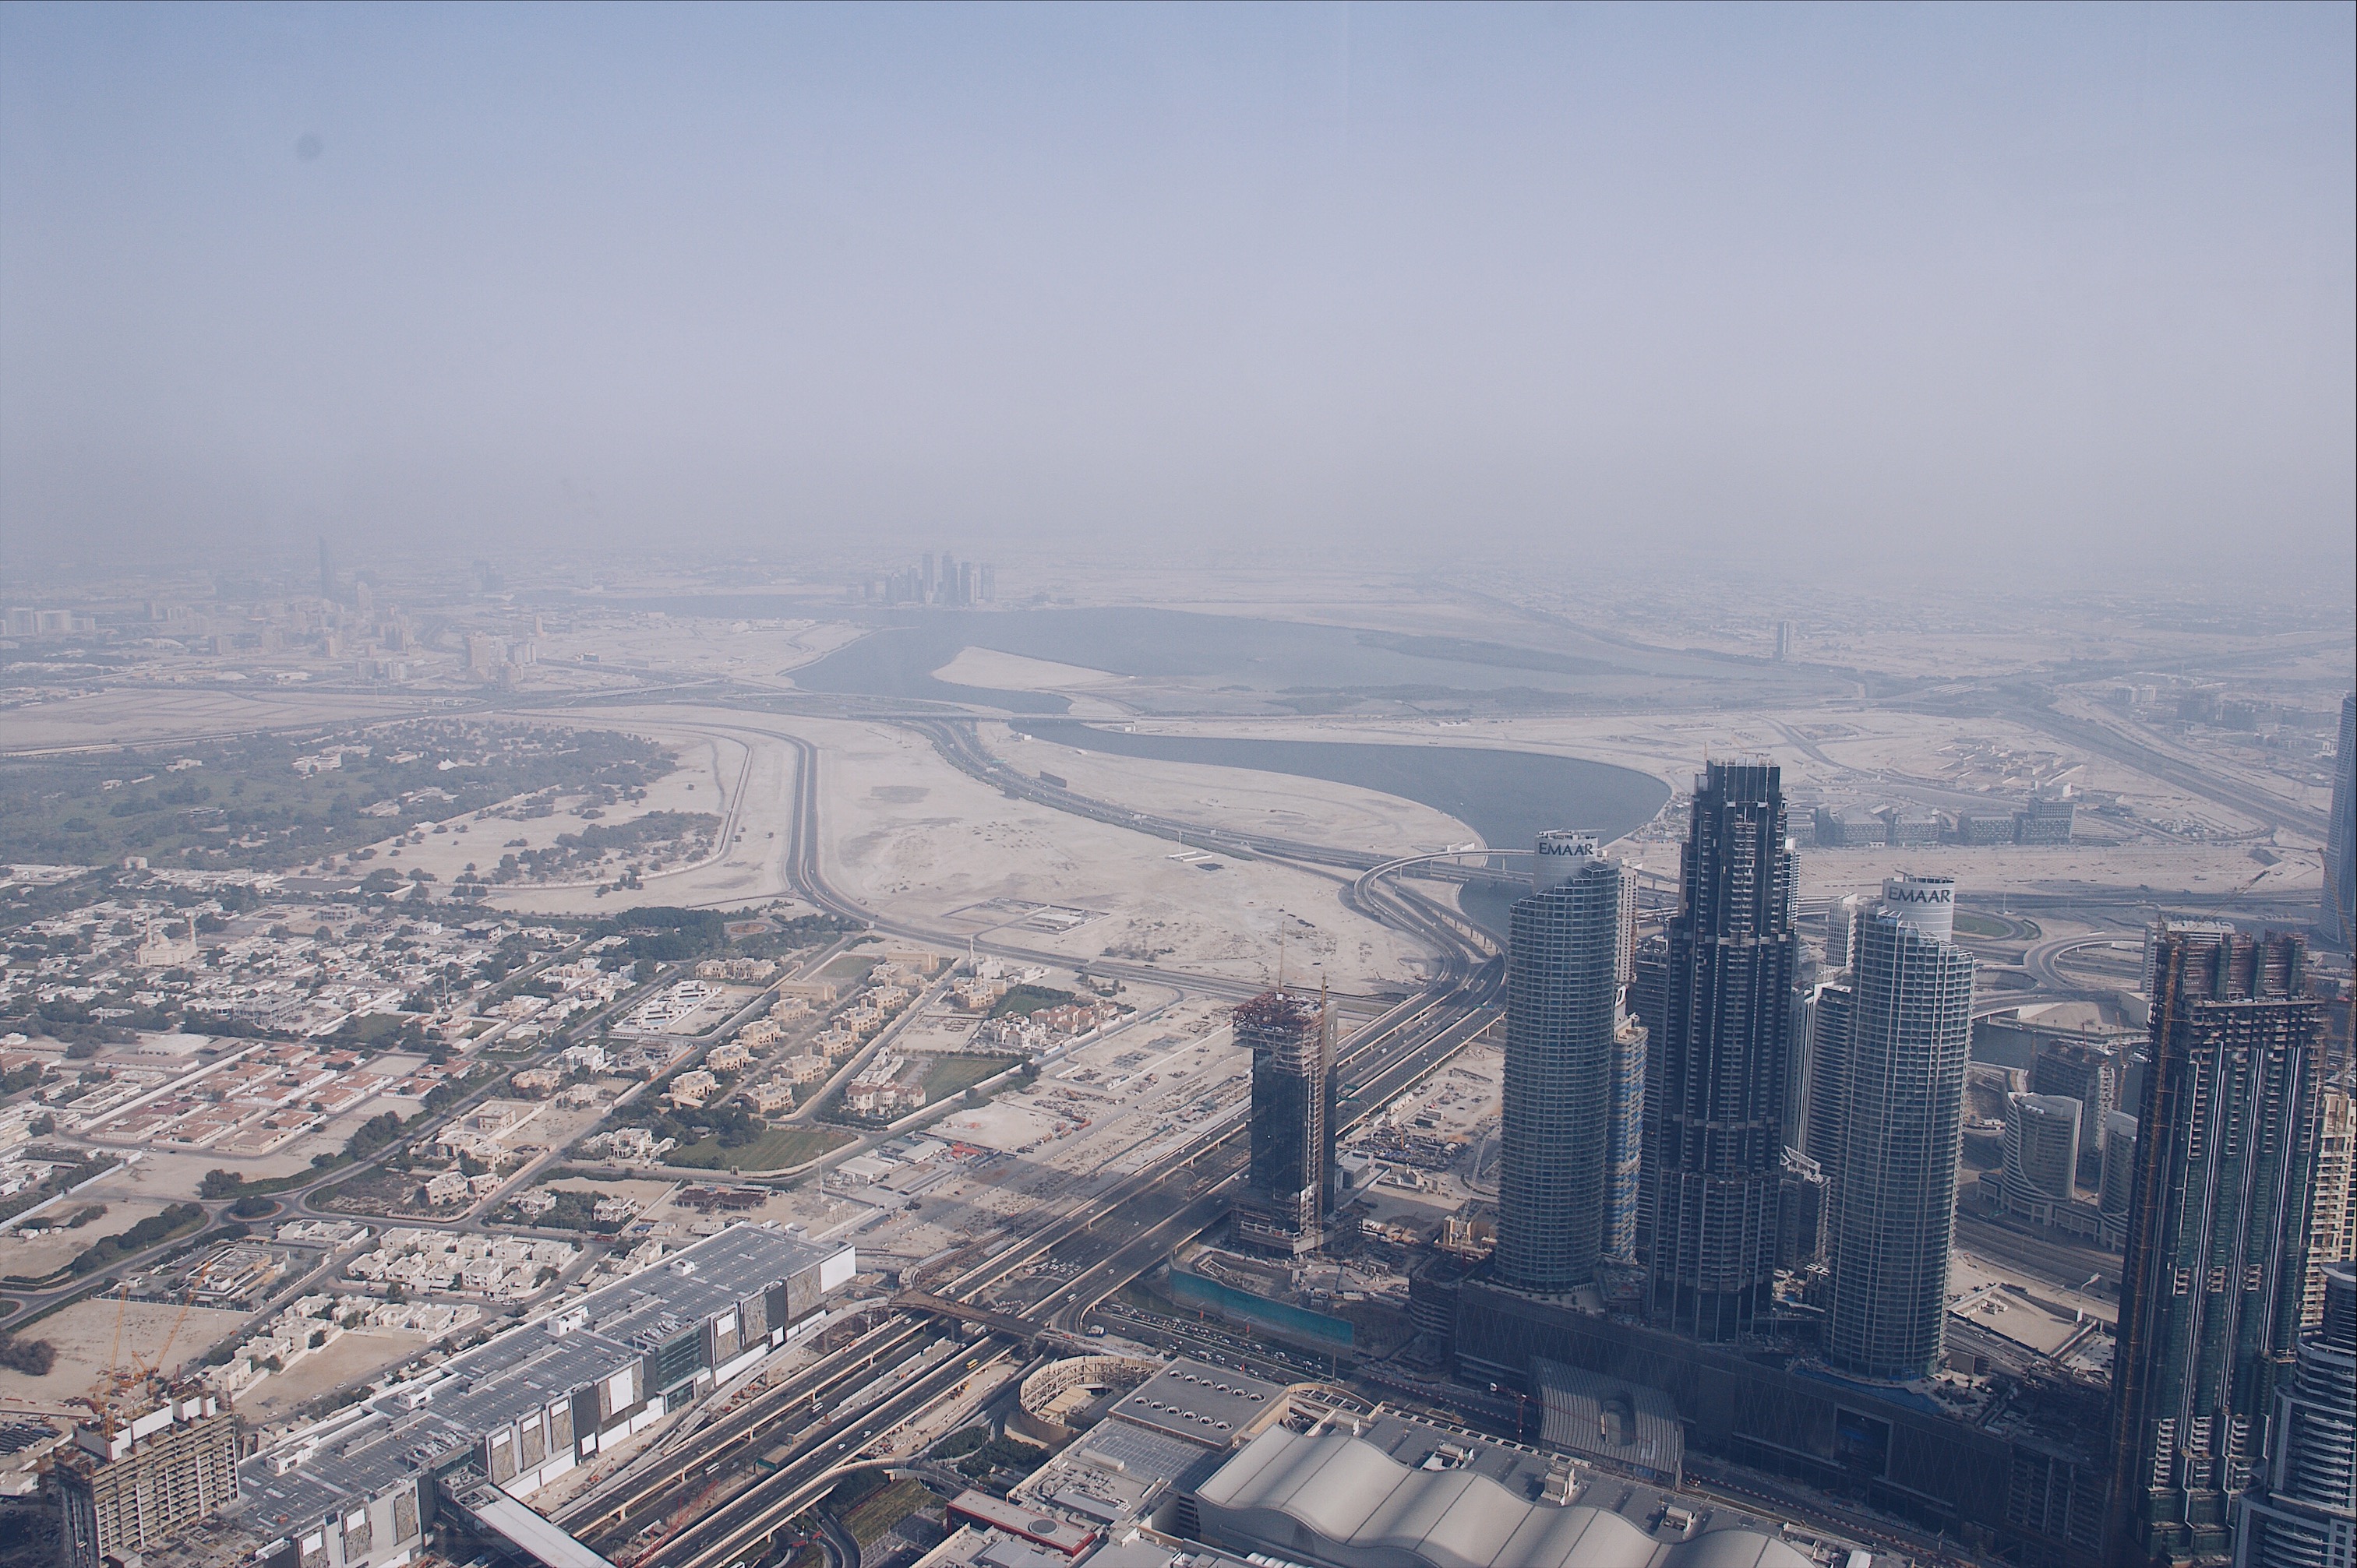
[1234, 987, 1336, 1255]
[54, 1390, 240, 1568]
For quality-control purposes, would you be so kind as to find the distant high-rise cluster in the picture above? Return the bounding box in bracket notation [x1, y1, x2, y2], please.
[1197, 709, 2357, 1568]
[865, 550, 997, 607]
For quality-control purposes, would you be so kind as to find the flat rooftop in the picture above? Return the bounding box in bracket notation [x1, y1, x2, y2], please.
[1104, 1360, 1284, 1450]
[240, 1226, 848, 1539]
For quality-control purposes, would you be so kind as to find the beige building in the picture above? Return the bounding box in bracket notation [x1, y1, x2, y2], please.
[55, 1398, 239, 1568]
[2308, 1076, 2354, 1327]
[667, 1069, 719, 1108]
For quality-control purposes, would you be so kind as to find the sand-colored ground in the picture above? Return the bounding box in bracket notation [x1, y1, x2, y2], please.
[813, 717, 1430, 989]
[989, 724, 1477, 856]
[0, 687, 422, 755]
[449, 707, 1437, 990]
[0, 1298, 251, 1415]
[62, 1150, 243, 1211]
[0, 1200, 175, 1280]
[1794, 843, 2317, 904]
[235, 1326, 437, 1421]
[926, 1101, 1064, 1154]
[931, 647, 1134, 692]
[1011, 710, 2318, 903]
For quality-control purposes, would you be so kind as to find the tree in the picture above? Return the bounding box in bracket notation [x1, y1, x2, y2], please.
[0, 1337, 56, 1376]
[199, 1168, 245, 1200]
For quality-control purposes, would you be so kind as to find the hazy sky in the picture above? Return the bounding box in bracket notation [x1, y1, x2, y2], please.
[2, 3, 2351, 582]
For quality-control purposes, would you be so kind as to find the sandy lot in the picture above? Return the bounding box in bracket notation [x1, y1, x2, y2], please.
[235, 1326, 436, 1422]
[813, 717, 1432, 989]
[933, 647, 1134, 692]
[989, 724, 1478, 856]
[0, 1298, 251, 1415]
[0, 1200, 175, 1281]
[456, 706, 1437, 989]
[0, 687, 422, 753]
[926, 1101, 1064, 1154]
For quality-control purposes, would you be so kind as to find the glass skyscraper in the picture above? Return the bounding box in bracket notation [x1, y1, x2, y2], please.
[1498, 833, 1636, 1291]
[2109, 928, 2323, 1567]
[1826, 876, 1974, 1380]
[2232, 1261, 2355, 1568]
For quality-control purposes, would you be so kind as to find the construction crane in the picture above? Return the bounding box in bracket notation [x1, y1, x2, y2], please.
[80, 1276, 207, 1439]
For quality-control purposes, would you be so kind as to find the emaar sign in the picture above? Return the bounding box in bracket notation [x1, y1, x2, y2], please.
[1879, 875, 1957, 941]
[1533, 830, 1600, 889]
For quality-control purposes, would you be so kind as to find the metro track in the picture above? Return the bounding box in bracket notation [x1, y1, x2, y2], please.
[523, 699, 1508, 1568]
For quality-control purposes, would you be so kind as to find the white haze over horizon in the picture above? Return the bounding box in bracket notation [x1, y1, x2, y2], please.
[2, 3, 2351, 591]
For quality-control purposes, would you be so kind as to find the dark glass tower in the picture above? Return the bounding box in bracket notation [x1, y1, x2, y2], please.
[1642, 759, 1800, 1341]
[2109, 929, 2323, 1567]
[1234, 988, 1336, 1254]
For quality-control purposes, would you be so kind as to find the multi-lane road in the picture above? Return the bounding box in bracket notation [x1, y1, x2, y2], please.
[571, 713, 1505, 1568]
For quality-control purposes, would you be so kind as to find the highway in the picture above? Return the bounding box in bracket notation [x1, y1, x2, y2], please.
[575, 709, 1506, 1568]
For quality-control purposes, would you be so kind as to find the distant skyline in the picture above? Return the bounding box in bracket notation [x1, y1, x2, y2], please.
[2, 3, 2352, 586]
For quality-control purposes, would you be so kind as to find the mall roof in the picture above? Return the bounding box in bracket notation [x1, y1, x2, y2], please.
[1192, 1424, 1814, 1568]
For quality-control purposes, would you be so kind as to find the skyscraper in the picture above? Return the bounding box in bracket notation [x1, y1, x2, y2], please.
[1605, 1011, 1646, 1265]
[2109, 930, 2323, 1568]
[2101, 1110, 2140, 1245]
[2230, 1261, 2354, 1568]
[2326, 692, 2355, 952]
[1826, 875, 1974, 1381]
[2004, 1092, 2083, 1208]
[1801, 978, 1854, 1175]
[1234, 988, 1336, 1255]
[1642, 759, 1801, 1341]
[2034, 1037, 2126, 1183]
[2306, 1078, 2354, 1329]
[1498, 833, 1636, 1291]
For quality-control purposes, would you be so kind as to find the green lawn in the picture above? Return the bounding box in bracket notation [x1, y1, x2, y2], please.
[844, 1478, 937, 1547]
[921, 1053, 1021, 1105]
[988, 983, 1074, 1019]
[665, 1124, 852, 1171]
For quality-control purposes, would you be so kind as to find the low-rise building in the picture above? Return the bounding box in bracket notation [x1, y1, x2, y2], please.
[743, 1081, 795, 1114]
[239, 1228, 856, 1568]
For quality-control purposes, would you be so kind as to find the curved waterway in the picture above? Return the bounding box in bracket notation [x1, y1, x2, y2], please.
[1009, 721, 1668, 854]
